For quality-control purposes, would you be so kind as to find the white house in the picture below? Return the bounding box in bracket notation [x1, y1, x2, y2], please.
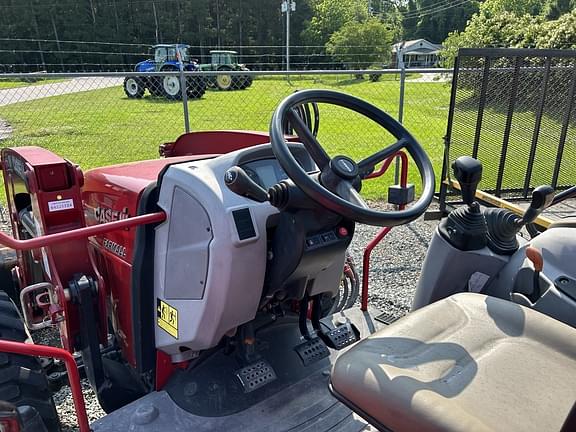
[392, 39, 442, 68]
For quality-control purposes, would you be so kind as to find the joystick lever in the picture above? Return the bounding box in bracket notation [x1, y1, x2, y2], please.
[439, 157, 487, 251]
[452, 156, 483, 206]
[521, 185, 555, 225]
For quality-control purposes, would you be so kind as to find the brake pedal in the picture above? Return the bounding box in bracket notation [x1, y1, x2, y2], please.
[294, 337, 330, 366]
[320, 322, 358, 350]
[235, 360, 277, 393]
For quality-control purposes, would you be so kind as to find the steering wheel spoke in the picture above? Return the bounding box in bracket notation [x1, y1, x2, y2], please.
[335, 181, 368, 209]
[357, 138, 408, 174]
[287, 108, 330, 169]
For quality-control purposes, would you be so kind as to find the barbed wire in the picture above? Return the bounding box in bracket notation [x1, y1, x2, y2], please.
[0, 38, 151, 47]
[0, 49, 149, 56]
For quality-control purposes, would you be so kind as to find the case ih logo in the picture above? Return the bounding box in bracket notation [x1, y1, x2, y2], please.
[95, 206, 130, 224]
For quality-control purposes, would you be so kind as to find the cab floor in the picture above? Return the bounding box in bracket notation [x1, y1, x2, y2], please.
[92, 307, 385, 432]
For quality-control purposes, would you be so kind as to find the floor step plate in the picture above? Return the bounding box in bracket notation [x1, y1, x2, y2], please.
[236, 360, 277, 393]
[295, 337, 330, 366]
[324, 322, 358, 350]
[374, 312, 402, 325]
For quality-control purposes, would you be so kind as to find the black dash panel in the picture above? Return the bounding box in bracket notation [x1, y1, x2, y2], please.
[232, 208, 256, 240]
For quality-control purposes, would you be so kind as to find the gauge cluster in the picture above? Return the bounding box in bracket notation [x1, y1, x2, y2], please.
[240, 158, 290, 189]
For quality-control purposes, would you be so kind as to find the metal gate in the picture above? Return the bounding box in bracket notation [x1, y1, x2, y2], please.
[439, 48, 576, 210]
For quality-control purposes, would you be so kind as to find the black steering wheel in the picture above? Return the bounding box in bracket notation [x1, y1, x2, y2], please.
[269, 89, 435, 227]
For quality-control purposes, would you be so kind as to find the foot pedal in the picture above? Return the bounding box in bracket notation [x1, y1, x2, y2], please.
[375, 312, 402, 325]
[322, 322, 358, 350]
[235, 360, 277, 393]
[294, 337, 330, 366]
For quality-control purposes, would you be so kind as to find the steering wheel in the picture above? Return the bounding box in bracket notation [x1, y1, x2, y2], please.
[269, 89, 435, 227]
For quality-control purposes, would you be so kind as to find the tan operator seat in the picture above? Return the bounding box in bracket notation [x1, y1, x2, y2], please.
[548, 216, 576, 229]
[331, 293, 576, 432]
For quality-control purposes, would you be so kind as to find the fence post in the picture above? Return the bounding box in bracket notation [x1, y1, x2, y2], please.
[179, 67, 191, 133]
[395, 67, 406, 185]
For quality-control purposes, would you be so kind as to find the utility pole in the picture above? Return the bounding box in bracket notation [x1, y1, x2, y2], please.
[281, 1, 296, 71]
[152, 1, 160, 44]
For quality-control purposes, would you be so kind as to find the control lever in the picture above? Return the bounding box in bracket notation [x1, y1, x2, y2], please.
[521, 185, 555, 226]
[439, 156, 487, 251]
[484, 185, 555, 255]
[452, 156, 482, 206]
[224, 166, 269, 203]
[525, 246, 543, 303]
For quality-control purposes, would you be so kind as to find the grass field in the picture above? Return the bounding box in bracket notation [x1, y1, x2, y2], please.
[0, 75, 450, 200]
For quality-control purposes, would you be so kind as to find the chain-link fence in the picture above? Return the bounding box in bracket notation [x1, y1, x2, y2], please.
[0, 69, 452, 198]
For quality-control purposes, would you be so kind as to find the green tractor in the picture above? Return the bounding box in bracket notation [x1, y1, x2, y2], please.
[199, 50, 253, 91]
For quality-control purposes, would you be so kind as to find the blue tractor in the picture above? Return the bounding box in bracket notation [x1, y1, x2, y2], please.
[124, 44, 206, 100]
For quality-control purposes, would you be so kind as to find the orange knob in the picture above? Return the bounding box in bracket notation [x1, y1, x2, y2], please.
[526, 246, 543, 272]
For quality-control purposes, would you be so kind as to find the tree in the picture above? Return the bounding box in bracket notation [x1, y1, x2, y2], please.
[543, 0, 576, 19]
[302, 0, 369, 46]
[538, 9, 576, 50]
[441, 9, 576, 67]
[401, 0, 479, 43]
[481, 0, 545, 16]
[326, 18, 393, 69]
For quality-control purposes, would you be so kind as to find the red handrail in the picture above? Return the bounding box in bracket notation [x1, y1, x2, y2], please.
[361, 152, 409, 311]
[0, 212, 166, 251]
[0, 340, 89, 432]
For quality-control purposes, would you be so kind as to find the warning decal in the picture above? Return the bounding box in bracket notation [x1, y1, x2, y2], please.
[157, 299, 178, 339]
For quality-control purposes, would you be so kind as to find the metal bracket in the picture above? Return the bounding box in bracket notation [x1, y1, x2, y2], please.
[68, 275, 105, 396]
[19, 282, 55, 331]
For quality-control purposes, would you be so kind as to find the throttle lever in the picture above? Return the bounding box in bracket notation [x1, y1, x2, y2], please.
[224, 166, 269, 203]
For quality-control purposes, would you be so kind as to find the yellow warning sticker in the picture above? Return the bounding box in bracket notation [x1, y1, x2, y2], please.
[157, 299, 178, 339]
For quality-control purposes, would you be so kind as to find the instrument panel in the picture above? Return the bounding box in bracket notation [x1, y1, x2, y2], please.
[240, 158, 290, 189]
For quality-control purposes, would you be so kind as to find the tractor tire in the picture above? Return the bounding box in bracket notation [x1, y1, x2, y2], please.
[215, 66, 233, 91]
[232, 74, 253, 90]
[160, 75, 184, 100]
[186, 76, 206, 99]
[148, 77, 164, 97]
[123, 77, 145, 99]
[0, 291, 59, 431]
[240, 74, 253, 90]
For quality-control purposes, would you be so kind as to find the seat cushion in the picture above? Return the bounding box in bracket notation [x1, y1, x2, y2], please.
[549, 216, 576, 229]
[331, 293, 576, 432]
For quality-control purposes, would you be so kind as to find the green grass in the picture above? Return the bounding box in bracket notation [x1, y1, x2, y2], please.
[0, 75, 450, 200]
[0, 78, 67, 89]
[449, 98, 576, 192]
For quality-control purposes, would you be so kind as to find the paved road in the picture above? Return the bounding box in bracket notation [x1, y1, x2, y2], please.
[411, 72, 450, 82]
[0, 77, 123, 107]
